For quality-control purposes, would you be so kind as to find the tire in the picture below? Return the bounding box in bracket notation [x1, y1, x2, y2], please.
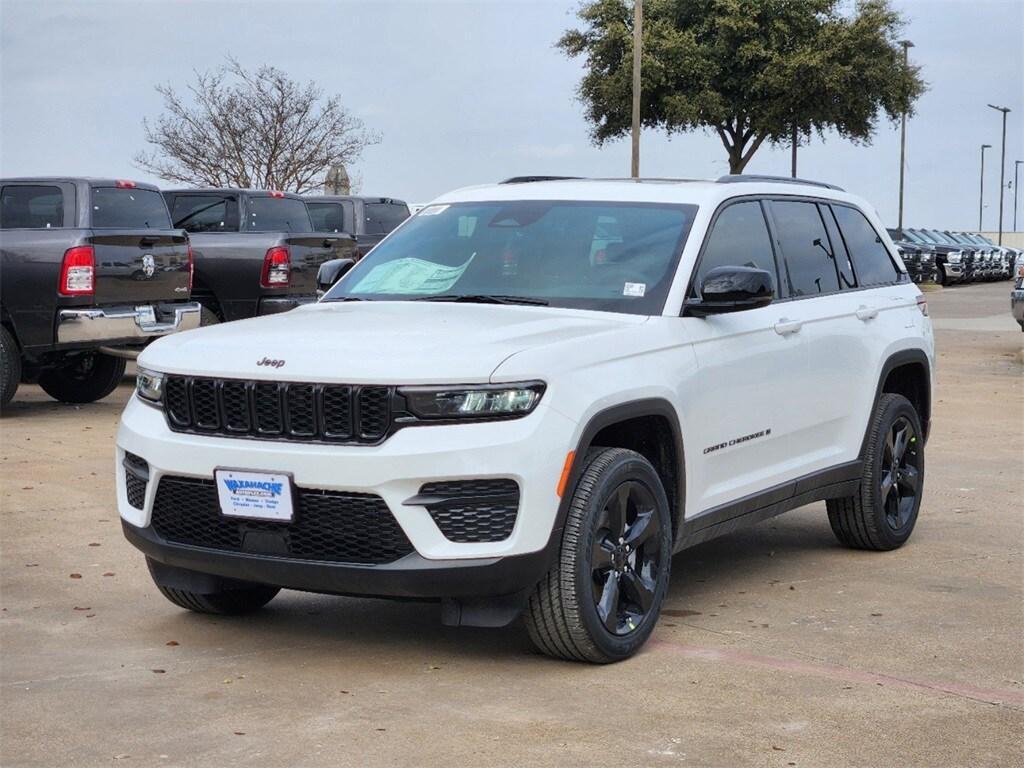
[37, 352, 127, 404]
[936, 266, 948, 286]
[827, 393, 924, 551]
[148, 560, 279, 615]
[0, 326, 21, 410]
[524, 448, 673, 663]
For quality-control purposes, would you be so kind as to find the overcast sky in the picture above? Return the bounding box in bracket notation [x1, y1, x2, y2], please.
[1, 0, 1021, 231]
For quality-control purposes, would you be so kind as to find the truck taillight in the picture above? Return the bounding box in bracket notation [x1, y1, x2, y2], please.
[187, 243, 194, 290]
[261, 246, 291, 287]
[59, 246, 95, 296]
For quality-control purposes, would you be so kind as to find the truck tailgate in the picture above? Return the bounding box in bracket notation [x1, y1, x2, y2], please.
[286, 234, 356, 293]
[91, 231, 191, 304]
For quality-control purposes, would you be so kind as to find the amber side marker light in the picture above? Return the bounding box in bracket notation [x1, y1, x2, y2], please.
[556, 451, 576, 497]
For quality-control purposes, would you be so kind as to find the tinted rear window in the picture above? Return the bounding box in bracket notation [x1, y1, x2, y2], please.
[771, 200, 840, 296]
[0, 185, 64, 229]
[169, 194, 239, 233]
[832, 205, 899, 286]
[365, 201, 409, 234]
[307, 202, 345, 233]
[246, 197, 312, 232]
[91, 188, 171, 229]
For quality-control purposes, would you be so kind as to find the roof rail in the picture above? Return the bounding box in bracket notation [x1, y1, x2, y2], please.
[716, 174, 845, 192]
[500, 175, 583, 184]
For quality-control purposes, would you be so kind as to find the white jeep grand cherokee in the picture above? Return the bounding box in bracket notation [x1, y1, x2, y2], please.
[118, 175, 934, 663]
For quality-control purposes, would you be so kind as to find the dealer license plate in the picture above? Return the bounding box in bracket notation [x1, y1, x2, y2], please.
[215, 469, 294, 522]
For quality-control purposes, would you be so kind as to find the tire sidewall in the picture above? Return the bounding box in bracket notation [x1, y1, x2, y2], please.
[0, 326, 22, 408]
[866, 395, 925, 548]
[572, 453, 673, 660]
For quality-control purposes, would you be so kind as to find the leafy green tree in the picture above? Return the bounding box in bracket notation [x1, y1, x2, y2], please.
[559, 0, 926, 173]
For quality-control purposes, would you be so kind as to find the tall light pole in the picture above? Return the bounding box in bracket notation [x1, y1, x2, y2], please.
[979, 144, 991, 230]
[987, 104, 1011, 244]
[897, 40, 914, 233]
[630, 0, 643, 178]
[1014, 160, 1022, 232]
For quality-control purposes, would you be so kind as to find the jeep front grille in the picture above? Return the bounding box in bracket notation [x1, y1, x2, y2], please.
[162, 376, 394, 444]
[151, 475, 414, 565]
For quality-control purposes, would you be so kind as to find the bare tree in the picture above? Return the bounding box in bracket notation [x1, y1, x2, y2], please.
[134, 58, 379, 193]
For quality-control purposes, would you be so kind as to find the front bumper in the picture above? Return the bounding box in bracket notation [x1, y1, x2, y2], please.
[58, 302, 201, 345]
[117, 394, 576, 570]
[943, 262, 965, 280]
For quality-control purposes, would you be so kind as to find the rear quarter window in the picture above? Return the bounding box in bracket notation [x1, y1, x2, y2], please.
[0, 185, 64, 229]
[91, 188, 171, 229]
[831, 205, 900, 286]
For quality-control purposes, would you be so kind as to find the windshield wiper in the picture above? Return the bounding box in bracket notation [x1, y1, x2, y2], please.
[411, 294, 549, 306]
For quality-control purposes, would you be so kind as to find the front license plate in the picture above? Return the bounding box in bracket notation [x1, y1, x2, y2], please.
[215, 470, 294, 522]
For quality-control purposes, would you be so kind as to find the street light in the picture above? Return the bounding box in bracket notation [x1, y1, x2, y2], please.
[897, 40, 914, 233]
[987, 104, 1011, 244]
[630, 0, 643, 178]
[979, 144, 992, 230]
[1014, 160, 1022, 232]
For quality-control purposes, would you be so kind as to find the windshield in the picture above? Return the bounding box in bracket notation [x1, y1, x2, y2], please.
[323, 200, 696, 314]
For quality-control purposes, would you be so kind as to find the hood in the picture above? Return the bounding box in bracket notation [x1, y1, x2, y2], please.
[139, 301, 644, 383]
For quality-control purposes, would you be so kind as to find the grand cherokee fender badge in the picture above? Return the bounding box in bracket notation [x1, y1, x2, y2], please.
[704, 428, 771, 455]
[256, 357, 285, 368]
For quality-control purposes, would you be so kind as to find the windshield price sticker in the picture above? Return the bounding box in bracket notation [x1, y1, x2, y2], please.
[623, 282, 646, 297]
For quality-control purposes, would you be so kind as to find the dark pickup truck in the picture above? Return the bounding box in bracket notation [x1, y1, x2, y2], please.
[0, 178, 200, 408]
[304, 195, 409, 256]
[162, 189, 357, 323]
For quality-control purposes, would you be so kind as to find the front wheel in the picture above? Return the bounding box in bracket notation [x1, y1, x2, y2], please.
[37, 352, 126, 403]
[827, 393, 924, 551]
[525, 448, 673, 663]
[148, 558, 279, 615]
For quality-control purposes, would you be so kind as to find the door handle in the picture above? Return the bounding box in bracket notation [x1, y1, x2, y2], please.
[855, 305, 879, 321]
[774, 318, 802, 336]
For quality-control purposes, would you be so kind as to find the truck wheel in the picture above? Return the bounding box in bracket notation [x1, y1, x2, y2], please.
[936, 266, 947, 286]
[37, 353, 127, 404]
[827, 393, 924, 551]
[524, 448, 672, 663]
[200, 305, 221, 326]
[0, 326, 21, 409]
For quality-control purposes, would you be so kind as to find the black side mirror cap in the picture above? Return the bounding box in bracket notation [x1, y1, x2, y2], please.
[316, 258, 356, 295]
[684, 266, 774, 317]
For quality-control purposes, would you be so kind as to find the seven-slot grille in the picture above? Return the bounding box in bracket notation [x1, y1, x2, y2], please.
[162, 375, 393, 443]
[150, 476, 414, 565]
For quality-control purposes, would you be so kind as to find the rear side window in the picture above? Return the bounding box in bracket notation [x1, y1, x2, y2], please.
[0, 185, 64, 229]
[246, 197, 312, 232]
[832, 205, 900, 286]
[169, 194, 239, 233]
[770, 201, 839, 296]
[693, 200, 777, 294]
[91, 188, 171, 229]
[364, 201, 409, 235]
[307, 202, 345, 232]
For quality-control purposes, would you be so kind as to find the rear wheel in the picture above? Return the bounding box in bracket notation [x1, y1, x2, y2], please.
[525, 448, 672, 663]
[0, 326, 21, 409]
[827, 393, 924, 551]
[200, 304, 221, 326]
[148, 559, 279, 615]
[37, 352, 126, 404]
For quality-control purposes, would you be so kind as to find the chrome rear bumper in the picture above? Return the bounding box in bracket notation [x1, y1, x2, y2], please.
[57, 302, 201, 345]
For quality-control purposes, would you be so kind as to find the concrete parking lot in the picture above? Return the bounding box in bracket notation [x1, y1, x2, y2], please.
[1, 280, 1021, 767]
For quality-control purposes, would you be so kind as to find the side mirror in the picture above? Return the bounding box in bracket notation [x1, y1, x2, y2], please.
[684, 266, 774, 317]
[316, 258, 355, 295]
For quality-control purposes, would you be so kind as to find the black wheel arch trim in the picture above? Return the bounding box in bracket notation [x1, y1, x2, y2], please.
[861, 348, 931, 456]
[546, 398, 687, 554]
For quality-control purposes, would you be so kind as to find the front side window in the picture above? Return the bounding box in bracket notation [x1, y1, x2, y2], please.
[692, 200, 777, 295]
[324, 200, 696, 315]
[832, 205, 900, 286]
[91, 187, 171, 229]
[169, 194, 239, 233]
[770, 201, 840, 296]
[0, 185, 64, 229]
[246, 197, 312, 232]
[307, 202, 345, 233]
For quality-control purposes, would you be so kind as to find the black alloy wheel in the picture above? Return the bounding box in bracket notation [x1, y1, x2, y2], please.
[879, 416, 921, 533]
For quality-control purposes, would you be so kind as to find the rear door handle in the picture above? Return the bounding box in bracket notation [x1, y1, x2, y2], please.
[855, 305, 879, 321]
[774, 318, 802, 336]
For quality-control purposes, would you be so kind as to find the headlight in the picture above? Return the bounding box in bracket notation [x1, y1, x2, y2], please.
[948, 253, 962, 264]
[136, 367, 165, 405]
[399, 382, 545, 420]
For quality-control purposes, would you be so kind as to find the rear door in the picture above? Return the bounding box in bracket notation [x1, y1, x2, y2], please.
[87, 185, 190, 304]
